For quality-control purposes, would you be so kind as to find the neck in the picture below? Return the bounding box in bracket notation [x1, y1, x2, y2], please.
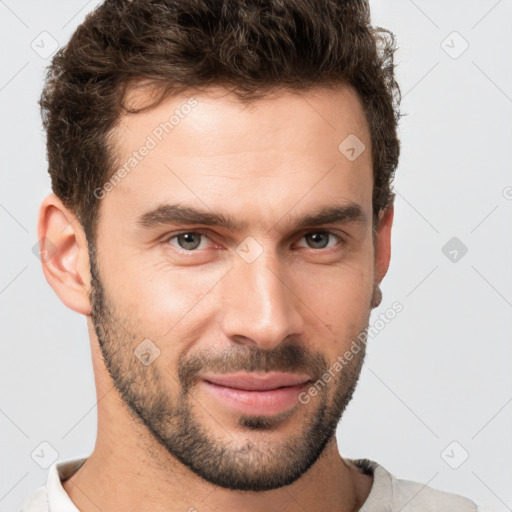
[62, 331, 373, 512]
[63, 430, 369, 512]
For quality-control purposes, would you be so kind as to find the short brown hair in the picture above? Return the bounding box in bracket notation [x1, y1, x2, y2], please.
[39, 0, 401, 243]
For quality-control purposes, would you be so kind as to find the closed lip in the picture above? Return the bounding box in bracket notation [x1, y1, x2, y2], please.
[200, 372, 312, 391]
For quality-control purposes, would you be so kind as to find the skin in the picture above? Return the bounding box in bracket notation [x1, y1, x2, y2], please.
[38, 83, 393, 512]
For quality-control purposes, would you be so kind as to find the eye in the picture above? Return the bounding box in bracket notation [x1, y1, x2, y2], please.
[166, 231, 213, 251]
[163, 230, 344, 254]
[297, 231, 343, 250]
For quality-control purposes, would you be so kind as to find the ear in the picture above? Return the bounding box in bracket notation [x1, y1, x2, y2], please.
[374, 202, 394, 286]
[37, 193, 92, 315]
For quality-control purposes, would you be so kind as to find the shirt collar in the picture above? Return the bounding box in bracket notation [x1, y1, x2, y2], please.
[347, 458, 393, 510]
[46, 458, 87, 512]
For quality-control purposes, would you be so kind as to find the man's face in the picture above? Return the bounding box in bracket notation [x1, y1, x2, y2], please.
[89, 85, 382, 491]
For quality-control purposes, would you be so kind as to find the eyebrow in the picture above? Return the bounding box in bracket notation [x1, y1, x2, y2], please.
[136, 201, 368, 232]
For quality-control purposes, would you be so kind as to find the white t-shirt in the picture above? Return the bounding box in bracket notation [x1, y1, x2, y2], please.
[20, 457, 479, 511]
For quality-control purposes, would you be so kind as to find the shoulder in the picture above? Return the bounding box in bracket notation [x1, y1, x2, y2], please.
[388, 472, 479, 511]
[18, 457, 86, 512]
[349, 458, 479, 512]
[19, 485, 48, 512]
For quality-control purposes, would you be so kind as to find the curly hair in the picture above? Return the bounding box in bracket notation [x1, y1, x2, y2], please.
[39, 0, 401, 243]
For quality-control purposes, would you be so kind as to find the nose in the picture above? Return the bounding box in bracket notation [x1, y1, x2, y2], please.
[219, 254, 305, 351]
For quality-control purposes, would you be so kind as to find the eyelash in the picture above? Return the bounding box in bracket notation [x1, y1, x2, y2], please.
[162, 230, 345, 255]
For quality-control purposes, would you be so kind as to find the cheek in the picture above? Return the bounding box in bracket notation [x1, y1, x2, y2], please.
[293, 261, 374, 355]
[297, 252, 374, 310]
[107, 256, 224, 340]
[100, 230, 375, 346]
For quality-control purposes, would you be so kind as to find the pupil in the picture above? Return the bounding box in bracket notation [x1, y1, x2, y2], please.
[180, 233, 200, 250]
[309, 232, 328, 248]
[177, 233, 329, 251]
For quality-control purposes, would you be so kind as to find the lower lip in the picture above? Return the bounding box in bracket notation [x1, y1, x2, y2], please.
[201, 380, 311, 416]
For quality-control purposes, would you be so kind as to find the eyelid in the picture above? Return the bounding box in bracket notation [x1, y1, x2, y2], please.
[163, 228, 346, 253]
[163, 229, 218, 251]
[294, 230, 346, 252]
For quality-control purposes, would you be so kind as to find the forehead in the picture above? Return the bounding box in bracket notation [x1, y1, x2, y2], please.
[116, 82, 370, 155]
[101, 83, 373, 232]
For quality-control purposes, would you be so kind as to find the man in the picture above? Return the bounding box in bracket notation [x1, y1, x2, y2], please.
[22, 0, 479, 510]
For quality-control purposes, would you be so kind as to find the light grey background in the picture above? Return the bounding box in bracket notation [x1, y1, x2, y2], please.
[1, 1, 511, 511]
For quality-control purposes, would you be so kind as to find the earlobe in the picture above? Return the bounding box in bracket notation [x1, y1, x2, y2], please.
[374, 202, 394, 286]
[37, 194, 92, 315]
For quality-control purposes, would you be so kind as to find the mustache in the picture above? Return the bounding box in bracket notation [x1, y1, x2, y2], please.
[177, 342, 328, 393]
